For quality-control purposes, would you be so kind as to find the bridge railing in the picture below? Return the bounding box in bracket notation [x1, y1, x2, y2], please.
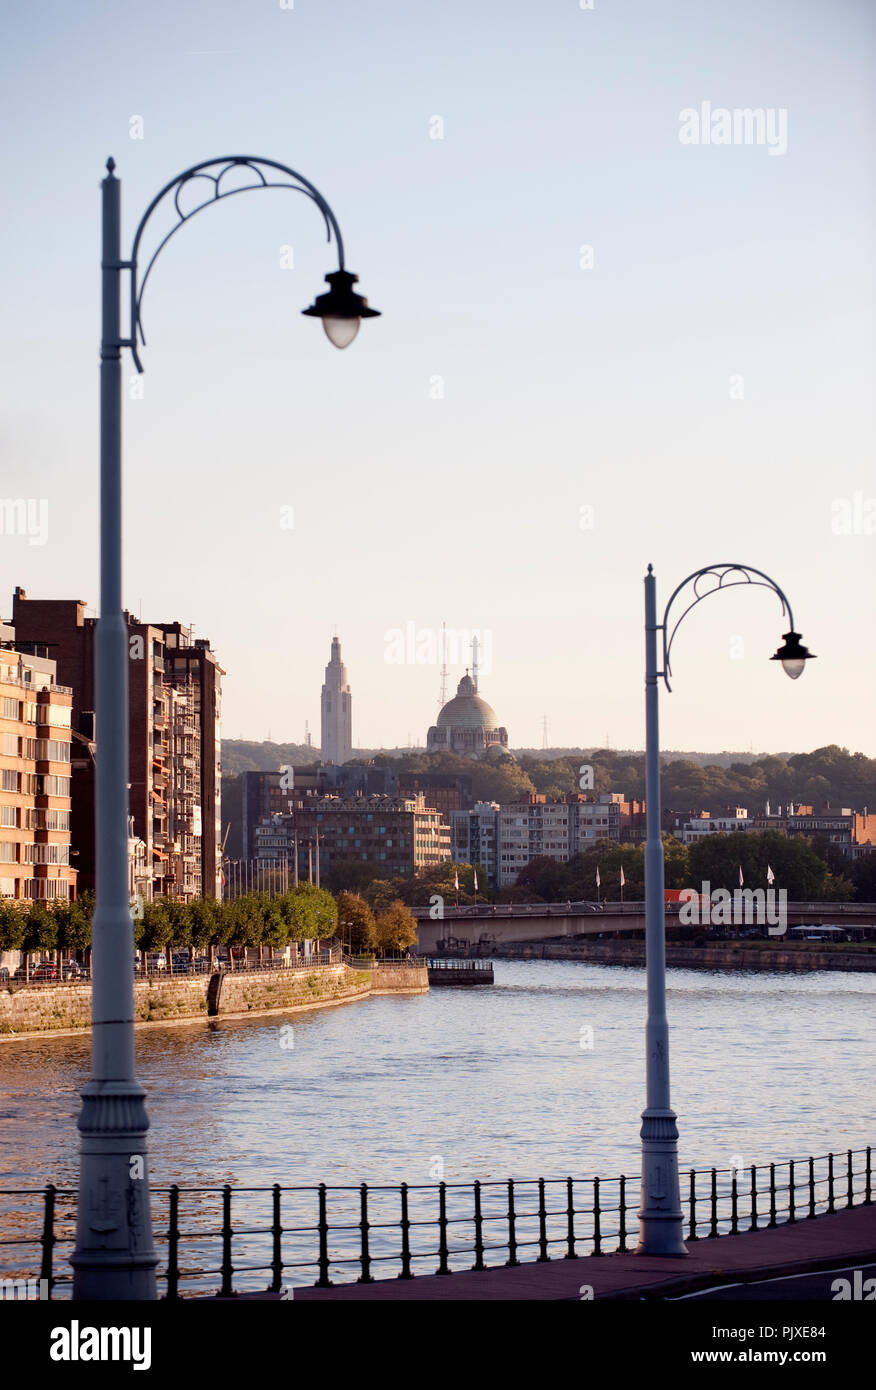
[2, 1146, 870, 1299]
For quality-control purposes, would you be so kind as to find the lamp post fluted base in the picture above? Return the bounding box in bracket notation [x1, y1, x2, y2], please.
[636, 1106, 687, 1257]
[70, 1081, 159, 1300]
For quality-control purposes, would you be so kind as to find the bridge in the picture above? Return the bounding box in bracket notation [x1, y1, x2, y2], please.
[411, 901, 876, 954]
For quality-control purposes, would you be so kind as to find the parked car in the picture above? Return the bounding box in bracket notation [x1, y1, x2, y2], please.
[31, 963, 59, 981]
[62, 961, 86, 980]
[0, 967, 8, 982]
[144, 953, 167, 972]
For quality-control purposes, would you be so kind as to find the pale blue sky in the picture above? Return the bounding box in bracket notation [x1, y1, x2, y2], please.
[1, 0, 873, 754]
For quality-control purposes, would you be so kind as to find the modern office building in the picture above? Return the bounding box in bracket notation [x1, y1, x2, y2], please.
[253, 793, 451, 880]
[0, 622, 77, 901]
[10, 589, 223, 901]
[320, 636, 352, 765]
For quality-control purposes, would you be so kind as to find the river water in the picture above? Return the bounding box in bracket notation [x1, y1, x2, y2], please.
[1, 960, 872, 1289]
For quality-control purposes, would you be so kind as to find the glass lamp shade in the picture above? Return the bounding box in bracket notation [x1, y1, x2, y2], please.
[770, 631, 815, 680]
[781, 657, 806, 680]
[322, 316, 361, 350]
[302, 269, 379, 349]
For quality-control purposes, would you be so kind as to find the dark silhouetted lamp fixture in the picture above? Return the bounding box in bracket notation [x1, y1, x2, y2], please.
[771, 631, 816, 680]
[302, 269, 380, 348]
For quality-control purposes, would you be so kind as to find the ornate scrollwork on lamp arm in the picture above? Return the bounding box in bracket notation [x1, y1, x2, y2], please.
[126, 156, 346, 371]
[659, 564, 795, 692]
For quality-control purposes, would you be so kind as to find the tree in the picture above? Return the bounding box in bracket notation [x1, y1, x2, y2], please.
[374, 900, 418, 956]
[336, 892, 378, 953]
[363, 877, 407, 915]
[0, 901, 26, 953]
[687, 831, 853, 901]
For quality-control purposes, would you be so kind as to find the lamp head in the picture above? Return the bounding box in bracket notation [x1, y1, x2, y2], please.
[770, 631, 815, 680]
[302, 269, 380, 349]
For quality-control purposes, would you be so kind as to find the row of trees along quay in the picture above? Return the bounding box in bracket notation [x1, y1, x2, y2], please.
[0, 884, 419, 974]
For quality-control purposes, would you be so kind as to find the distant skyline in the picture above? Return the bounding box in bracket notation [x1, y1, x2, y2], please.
[1, 1, 873, 754]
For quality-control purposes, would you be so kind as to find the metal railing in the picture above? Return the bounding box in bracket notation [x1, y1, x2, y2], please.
[426, 958, 493, 971]
[1, 1146, 869, 1299]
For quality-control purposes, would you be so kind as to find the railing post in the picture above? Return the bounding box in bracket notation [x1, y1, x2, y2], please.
[316, 1183, 332, 1287]
[536, 1178, 549, 1261]
[592, 1177, 602, 1257]
[828, 1152, 835, 1213]
[847, 1150, 854, 1210]
[472, 1181, 485, 1272]
[220, 1184, 234, 1297]
[768, 1163, 777, 1228]
[788, 1159, 796, 1224]
[749, 1165, 758, 1231]
[39, 1183, 56, 1299]
[709, 1168, 718, 1238]
[436, 1182, 450, 1275]
[166, 1185, 180, 1301]
[566, 1177, 578, 1258]
[688, 1170, 697, 1241]
[357, 1183, 373, 1283]
[398, 1183, 412, 1280]
[730, 1171, 738, 1234]
[269, 1184, 283, 1293]
[808, 1157, 816, 1219]
[505, 1180, 519, 1266]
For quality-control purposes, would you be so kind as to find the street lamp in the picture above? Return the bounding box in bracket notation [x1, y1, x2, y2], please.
[638, 563, 814, 1257]
[72, 156, 379, 1300]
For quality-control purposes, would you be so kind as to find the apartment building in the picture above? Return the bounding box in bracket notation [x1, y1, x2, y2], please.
[0, 623, 77, 901]
[450, 801, 500, 885]
[10, 590, 223, 901]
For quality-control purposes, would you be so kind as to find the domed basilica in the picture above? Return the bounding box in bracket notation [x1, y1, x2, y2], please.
[426, 671, 511, 761]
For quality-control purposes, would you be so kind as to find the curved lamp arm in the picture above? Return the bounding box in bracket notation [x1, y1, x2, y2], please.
[122, 155, 348, 371]
[659, 563, 795, 692]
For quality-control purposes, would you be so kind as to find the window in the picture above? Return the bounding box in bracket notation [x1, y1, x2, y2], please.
[1, 733, 19, 755]
[2, 697, 22, 720]
[1, 769, 20, 793]
[31, 844, 70, 865]
[0, 842, 17, 863]
[1, 806, 18, 828]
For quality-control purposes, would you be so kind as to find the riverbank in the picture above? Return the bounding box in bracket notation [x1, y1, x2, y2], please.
[0, 962, 428, 1039]
[491, 939, 876, 971]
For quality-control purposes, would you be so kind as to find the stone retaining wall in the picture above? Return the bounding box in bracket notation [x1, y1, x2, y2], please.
[494, 940, 876, 972]
[0, 964, 384, 1037]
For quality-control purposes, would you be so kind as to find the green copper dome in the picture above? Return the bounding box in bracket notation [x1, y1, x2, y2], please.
[436, 673, 499, 730]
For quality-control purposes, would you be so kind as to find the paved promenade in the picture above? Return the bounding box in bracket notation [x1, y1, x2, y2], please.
[293, 1204, 876, 1301]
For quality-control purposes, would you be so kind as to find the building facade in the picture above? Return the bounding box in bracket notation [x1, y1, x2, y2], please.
[10, 589, 223, 901]
[450, 801, 500, 887]
[320, 636, 352, 765]
[0, 623, 77, 900]
[254, 794, 451, 880]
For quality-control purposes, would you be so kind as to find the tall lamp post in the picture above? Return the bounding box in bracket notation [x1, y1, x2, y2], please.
[637, 563, 815, 1257]
[72, 156, 379, 1300]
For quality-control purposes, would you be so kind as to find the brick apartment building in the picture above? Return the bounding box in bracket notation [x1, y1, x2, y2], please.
[10, 589, 223, 901]
[0, 622, 77, 901]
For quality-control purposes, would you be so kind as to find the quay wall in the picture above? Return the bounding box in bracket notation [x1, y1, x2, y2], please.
[493, 940, 876, 972]
[0, 962, 422, 1038]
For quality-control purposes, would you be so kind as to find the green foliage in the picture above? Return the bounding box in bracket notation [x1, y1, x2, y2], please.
[687, 831, 855, 901]
[336, 892, 378, 953]
[23, 902, 58, 953]
[0, 901, 26, 951]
